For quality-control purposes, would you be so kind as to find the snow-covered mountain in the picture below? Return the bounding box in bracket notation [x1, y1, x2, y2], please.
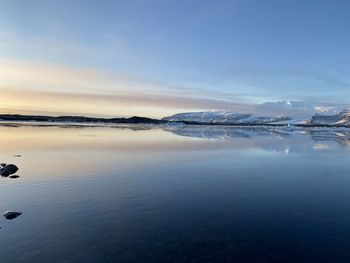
[309, 109, 350, 126]
[163, 100, 350, 126]
[256, 100, 347, 118]
[163, 111, 291, 124]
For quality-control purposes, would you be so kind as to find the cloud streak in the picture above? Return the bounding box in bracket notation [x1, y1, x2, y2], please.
[0, 59, 253, 117]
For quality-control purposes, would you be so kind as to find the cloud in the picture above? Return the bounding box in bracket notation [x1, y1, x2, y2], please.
[219, 66, 350, 102]
[0, 59, 253, 117]
[2, 58, 348, 119]
[0, 87, 254, 118]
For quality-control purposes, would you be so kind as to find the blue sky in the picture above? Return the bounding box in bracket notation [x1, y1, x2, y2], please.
[0, 0, 350, 117]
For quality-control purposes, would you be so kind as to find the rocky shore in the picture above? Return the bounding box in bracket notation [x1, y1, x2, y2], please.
[1, 162, 22, 226]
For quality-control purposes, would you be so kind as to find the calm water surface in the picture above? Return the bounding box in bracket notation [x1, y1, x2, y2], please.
[1, 124, 350, 262]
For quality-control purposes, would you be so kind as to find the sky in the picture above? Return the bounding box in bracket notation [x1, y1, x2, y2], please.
[1, 0, 350, 118]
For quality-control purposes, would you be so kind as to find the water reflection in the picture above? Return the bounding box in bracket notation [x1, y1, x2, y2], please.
[164, 125, 294, 139]
[309, 129, 350, 148]
[164, 125, 350, 152]
[1, 123, 350, 262]
[0, 124, 350, 155]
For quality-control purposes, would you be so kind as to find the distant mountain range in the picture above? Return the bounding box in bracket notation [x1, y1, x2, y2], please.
[2, 106, 350, 127]
[309, 110, 350, 126]
[163, 106, 350, 126]
[255, 100, 348, 118]
[162, 111, 291, 125]
[0, 114, 165, 124]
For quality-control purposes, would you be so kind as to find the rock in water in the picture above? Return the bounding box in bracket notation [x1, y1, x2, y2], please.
[5, 164, 18, 174]
[3, 211, 22, 220]
[0, 164, 19, 177]
[0, 170, 10, 177]
[0, 163, 6, 167]
[9, 175, 20, 179]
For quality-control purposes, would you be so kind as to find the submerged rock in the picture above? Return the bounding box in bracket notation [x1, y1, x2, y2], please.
[13, 155, 21, 157]
[0, 164, 19, 177]
[3, 211, 22, 220]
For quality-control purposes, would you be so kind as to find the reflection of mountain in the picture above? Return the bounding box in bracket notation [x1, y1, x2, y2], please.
[164, 125, 350, 150]
[164, 125, 293, 139]
[163, 111, 291, 124]
[309, 129, 350, 148]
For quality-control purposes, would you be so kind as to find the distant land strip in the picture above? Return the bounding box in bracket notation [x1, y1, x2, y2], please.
[1, 114, 350, 128]
[0, 114, 166, 124]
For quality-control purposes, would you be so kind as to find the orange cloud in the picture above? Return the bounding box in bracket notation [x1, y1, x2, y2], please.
[0, 59, 253, 118]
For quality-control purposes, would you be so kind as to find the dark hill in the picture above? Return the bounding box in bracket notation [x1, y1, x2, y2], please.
[0, 114, 166, 124]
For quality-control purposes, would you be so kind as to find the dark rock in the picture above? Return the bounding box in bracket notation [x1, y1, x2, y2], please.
[5, 164, 18, 174]
[0, 163, 6, 167]
[13, 155, 21, 157]
[0, 170, 10, 177]
[0, 164, 19, 177]
[3, 211, 22, 220]
[9, 175, 20, 179]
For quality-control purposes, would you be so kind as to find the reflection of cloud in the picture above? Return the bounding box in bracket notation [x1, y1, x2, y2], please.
[283, 148, 290, 156]
[2, 123, 350, 158]
[313, 143, 330, 151]
[0, 125, 261, 153]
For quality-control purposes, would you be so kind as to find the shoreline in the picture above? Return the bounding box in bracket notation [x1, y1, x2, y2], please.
[0, 114, 349, 128]
[1, 120, 350, 129]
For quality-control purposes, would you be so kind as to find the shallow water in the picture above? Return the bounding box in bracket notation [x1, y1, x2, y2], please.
[1, 124, 350, 262]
